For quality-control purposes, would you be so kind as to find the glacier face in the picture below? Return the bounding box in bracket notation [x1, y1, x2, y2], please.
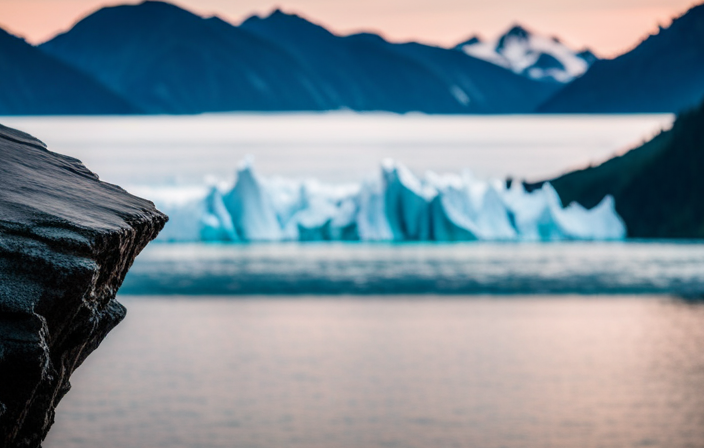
[142, 159, 626, 243]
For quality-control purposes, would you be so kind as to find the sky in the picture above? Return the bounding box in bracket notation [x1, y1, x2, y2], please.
[0, 0, 698, 57]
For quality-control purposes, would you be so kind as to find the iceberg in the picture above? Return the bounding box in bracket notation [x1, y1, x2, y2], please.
[137, 159, 626, 243]
[223, 158, 283, 241]
[382, 159, 434, 241]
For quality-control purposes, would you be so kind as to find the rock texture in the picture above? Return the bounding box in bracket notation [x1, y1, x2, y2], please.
[0, 123, 167, 447]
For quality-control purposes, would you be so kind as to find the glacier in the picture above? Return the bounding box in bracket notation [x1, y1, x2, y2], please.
[142, 159, 626, 243]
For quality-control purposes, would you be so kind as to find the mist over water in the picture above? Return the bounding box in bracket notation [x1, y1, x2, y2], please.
[0, 113, 672, 185]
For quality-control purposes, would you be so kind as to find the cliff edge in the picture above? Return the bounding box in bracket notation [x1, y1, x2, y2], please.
[0, 123, 167, 447]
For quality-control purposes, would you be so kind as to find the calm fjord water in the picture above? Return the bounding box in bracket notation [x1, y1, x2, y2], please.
[46, 297, 704, 448]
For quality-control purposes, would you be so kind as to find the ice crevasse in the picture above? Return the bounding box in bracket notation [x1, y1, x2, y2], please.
[145, 158, 626, 242]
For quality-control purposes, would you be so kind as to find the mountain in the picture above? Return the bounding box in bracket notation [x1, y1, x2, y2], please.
[238, 10, 560, 113]
[0, 27, 138, 115]
[40, 1, 331, 113]
[528, 99, 704, 238]
[454, 25, 597, 83]
[40, 1, 559, 114]
[539, 3, 704, 113]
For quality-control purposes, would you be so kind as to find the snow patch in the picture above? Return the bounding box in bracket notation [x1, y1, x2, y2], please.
[457, 25, 595, 83]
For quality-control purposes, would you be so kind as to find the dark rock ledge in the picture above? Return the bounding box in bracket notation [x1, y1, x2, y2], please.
[0, 124, 167, 447]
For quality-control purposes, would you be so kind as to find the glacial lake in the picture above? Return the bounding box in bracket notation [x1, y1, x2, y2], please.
[6, 113, 701, 448]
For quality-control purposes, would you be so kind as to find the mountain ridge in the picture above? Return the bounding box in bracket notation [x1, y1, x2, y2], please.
[2, 0, 700, 115]
[40, 1, 332, 113]
[37, 0, 560, 114]
[0, 26, 140, 115]
[238, 8, 561, 112]
[538, 3, 704, 113]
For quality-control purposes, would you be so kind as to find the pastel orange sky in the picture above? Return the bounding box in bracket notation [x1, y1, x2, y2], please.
[0, 0, 698, 57]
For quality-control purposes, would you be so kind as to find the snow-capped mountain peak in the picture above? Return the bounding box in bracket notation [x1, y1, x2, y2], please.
[455, 24, 597, 83]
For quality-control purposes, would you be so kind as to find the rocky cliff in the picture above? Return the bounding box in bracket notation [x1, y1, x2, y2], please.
[0, 123, 167, 447]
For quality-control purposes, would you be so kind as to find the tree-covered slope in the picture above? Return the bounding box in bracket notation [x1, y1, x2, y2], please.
[531, 101, 704, 238]
[538, 3, 704, 113]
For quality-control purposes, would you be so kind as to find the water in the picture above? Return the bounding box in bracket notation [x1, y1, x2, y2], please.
[6, 113, 699, 447]
[45, 296, 704, 448]
[0, 113, 672, 185]
[122, 241, 704, 296]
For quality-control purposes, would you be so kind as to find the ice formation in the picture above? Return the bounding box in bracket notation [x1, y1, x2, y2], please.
[145, 159, 626, 243]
